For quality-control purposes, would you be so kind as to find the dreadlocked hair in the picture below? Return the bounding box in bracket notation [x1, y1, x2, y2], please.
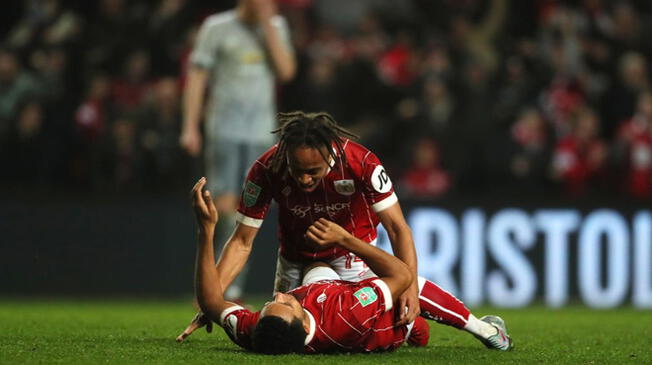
[270, 111, 359, 174]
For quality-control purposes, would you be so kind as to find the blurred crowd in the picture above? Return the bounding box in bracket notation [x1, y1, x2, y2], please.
[1, 0, 652, 200]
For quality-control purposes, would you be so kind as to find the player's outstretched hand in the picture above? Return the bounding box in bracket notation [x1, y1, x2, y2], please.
[306, 218, 351, 249]
[176, 311, 213, 343]
[190, 177, 218, 230]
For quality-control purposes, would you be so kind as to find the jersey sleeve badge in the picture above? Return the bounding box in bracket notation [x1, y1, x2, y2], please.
[370, 165, 392, 193]
[243, 180, 262, 207]
[353, 287, 378, 307]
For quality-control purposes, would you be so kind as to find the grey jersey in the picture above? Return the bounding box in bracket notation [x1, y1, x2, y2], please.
[191, 10, 292, 143]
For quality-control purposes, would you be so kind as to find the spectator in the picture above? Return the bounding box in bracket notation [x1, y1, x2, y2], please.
[0, 47, 40, 138]
[334, 22, 390, 127]
[30, 46, 68, 107]
[492, 56, 538, 129]
[602, 52, 650, 139]
[75, 73, 110, 143]
[96, 115, 142, 190]
[7, 100, 48, 184]
[378, 31, 419, 88]
[147, 0, 194, 76]
[551, 106, 607, 195]
[84, 0, 143, 74]
[448, 0, 509, 74]
[6, 0, 81, 51]
[110, 49, 154, 114]
[72, 73, 111, 188]
[607, 2, 652, 58]
[291, 57, 341, 117]
[139, 77, 187, 188]
[506, 107, 551, 192]
[419, 75, 455, 135]
[1, 1, 652, 198]
[399, 137, 451, 199]
[614, 91, 652, 198]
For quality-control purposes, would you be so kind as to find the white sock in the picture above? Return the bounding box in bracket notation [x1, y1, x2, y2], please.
[463, 314, 498, 338]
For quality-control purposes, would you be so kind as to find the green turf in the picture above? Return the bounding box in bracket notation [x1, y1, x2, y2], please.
[0, 299, 650, 364]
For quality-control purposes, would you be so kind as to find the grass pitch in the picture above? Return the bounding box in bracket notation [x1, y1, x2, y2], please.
[0, 299, 649, 364]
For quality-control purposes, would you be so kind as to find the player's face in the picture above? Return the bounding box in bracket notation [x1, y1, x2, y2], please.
[287, 146, 331, 192]
[260, 292, 305, 323]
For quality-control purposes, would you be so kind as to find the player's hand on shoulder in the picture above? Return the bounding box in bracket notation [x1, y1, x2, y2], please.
[306, 218, 350, 249]
[190, 177, 218, 229]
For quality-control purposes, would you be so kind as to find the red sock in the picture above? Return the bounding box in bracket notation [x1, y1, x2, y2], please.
[418, 277, 470, 329]
[407, 316, 430, 347]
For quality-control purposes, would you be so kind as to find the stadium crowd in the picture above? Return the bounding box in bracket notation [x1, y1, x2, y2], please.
[1, 0, 651, 199]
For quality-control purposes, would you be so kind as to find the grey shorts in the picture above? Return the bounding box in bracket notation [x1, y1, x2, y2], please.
[205, 138, 269, 196]
[273, 248, 377, 293]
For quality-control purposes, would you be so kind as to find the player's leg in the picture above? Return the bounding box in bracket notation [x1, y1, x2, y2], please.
[406, 316, 430, 347]
[301, 262, 340, 285]
[206, 138, 244, 300]
[326, 253, 433, 347]
[273, 253, 305, 293]
[417, 277, 513, 351]
[329, 252, 375, 282]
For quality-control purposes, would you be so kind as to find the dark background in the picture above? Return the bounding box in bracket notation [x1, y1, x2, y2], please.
[2, 191, 646, 300]
[2, 0, 652, 302]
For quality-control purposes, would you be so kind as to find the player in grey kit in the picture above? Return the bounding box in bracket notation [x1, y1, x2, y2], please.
[180, 0, 296, 298]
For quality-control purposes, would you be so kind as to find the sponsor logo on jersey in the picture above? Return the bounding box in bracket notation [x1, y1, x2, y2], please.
[315, 202, 350, 215]
[289, 205, 312, 218]
[334, 179, 355, 196]
[288, 202, 351, 218]
[243, 181, 262, 207]
[317, 293, 327, 303]
[371, 165, 392, 193]
[353, 287, 378, 307]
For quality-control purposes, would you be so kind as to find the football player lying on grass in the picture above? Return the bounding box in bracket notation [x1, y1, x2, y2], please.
[179, 177, 514, 353]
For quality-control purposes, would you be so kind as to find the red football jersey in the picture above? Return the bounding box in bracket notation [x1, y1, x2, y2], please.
[236, 139, 398, 261]
[617, 118, 652, 197]
[552, 136, 605, 194]
[219, 278, 407, 353]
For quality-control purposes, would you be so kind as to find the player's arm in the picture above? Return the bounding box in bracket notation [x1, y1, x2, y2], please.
[214, 222, 258, 290]
[377, 202, 420, 325]
[255, 1, 296, 82]
[377, 202, 418, 282]
[216, 157, 272, 289]
[190, 177, 235, 322]
[307, 218, 413, 299]
[178, 179, 259, 342]
[180, 65, 209, 157]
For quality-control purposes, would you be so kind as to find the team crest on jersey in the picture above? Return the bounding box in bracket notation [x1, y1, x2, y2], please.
[243, 180, 261, 207]
[317, 293, 327, 303]
[334, 179, 355, 196]
[281, 186, 291, 196]
[353, 287, 378, 307]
